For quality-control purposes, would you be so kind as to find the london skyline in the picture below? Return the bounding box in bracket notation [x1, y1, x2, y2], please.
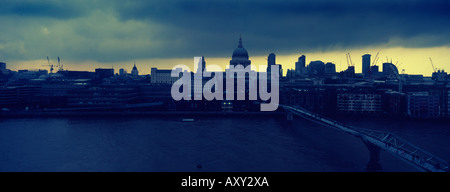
[1, 0, 449, 75]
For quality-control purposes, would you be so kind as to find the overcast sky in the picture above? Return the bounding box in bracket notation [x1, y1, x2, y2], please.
[1, 0, 449, 73]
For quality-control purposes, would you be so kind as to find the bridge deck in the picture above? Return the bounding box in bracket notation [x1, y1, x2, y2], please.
[283, 105, 449, 172]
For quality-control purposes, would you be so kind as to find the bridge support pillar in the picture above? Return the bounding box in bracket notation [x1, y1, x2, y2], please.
[361, 137, 383, 172]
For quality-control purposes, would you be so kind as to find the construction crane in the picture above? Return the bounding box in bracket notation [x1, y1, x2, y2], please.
[45, 56, 54, 74]
[371, 52, 379, 66]
[348, 53, 354, 67]
[429, 57, 436, 72]
[42, 56, 64, 74]
[346, 53, 350, 67]
[345, 53, 354, 67]
[57, 56, 63, 72]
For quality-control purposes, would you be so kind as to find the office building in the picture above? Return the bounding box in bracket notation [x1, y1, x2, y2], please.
[325, 62, 336, 74]
[268, 53, 276, 66]
[407, 92, 440, 118]
[307, 61, 325, 76]
[370, 65, 379, 76]
[95, 68, 114, 80]
[267, 53, 283, 78]
[337, 93, 381, 113]
[0, 62, 6, 70]
[151, 68, 181, 84]
[383, 91, 406, 116]
[0, 87, 18, 107]
[196, 56, 206, 74]
[0, 62, 9, 76]
[119, 68, 127, 76]
[362, 54, 371, 77]
[383, 62, 398, 79]
[295, 55, 306, 76]
[432, 70, 447, 82]
[447, 85, 450, 117]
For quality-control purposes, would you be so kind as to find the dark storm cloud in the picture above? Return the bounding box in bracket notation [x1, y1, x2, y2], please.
[111, 0, 450, 57]
[0, 0, 88, 19]
[0, 0, 449, 62]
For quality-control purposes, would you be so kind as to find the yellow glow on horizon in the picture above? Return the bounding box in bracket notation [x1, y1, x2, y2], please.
[191, 46, 450, 76]
[6, 46, 450, 77]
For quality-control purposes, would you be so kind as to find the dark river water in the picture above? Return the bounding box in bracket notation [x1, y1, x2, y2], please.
[0, 115, 448, 172]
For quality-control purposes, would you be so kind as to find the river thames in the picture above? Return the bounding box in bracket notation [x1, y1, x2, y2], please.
[1, 115, 448, 172]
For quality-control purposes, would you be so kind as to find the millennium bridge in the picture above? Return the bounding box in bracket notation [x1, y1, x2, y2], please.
[283, 105, 449, 172]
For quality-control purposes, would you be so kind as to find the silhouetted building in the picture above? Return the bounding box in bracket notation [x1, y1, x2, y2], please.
[267, 53, 283, 78]
[362, 54, 371, 77]
[57, 70, 94, 79]
[325, 62, 336, 75]
[432, 70, 447, 82]
[404, 74, 424, 83]
[407, 92, 440, 118]
[280, 87, 332, 114]
[286, 69, 295, 80]
[447, 85, 450, 117]
[337, 93, 381, 113]
[340, 66, 355, 78]
[0, 62, 6, 72]
[295, 55, 306, 76]
[277, 65, 283, 78]
[12, 70, 48, 80]
[0, 86, 42, 109]
[382, 62, 398, 79]
[383, 91, 406, 116]
[131, 63, 139, 76]
[151, 68, 180, 84]
[197, 56, 206, 74]
[95, 68, 114, 81]
[0, 62, 10, 77]
[307, 61, 325, 76]
[0, 87, 18, 108]
[230, 37, 251, 68]
[41, 82, 84, 97]
[68, 86, 140, 107]
[119, 68, 127, 76]
[268, 53, 276, 66]
[370, 65, 379, 77]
